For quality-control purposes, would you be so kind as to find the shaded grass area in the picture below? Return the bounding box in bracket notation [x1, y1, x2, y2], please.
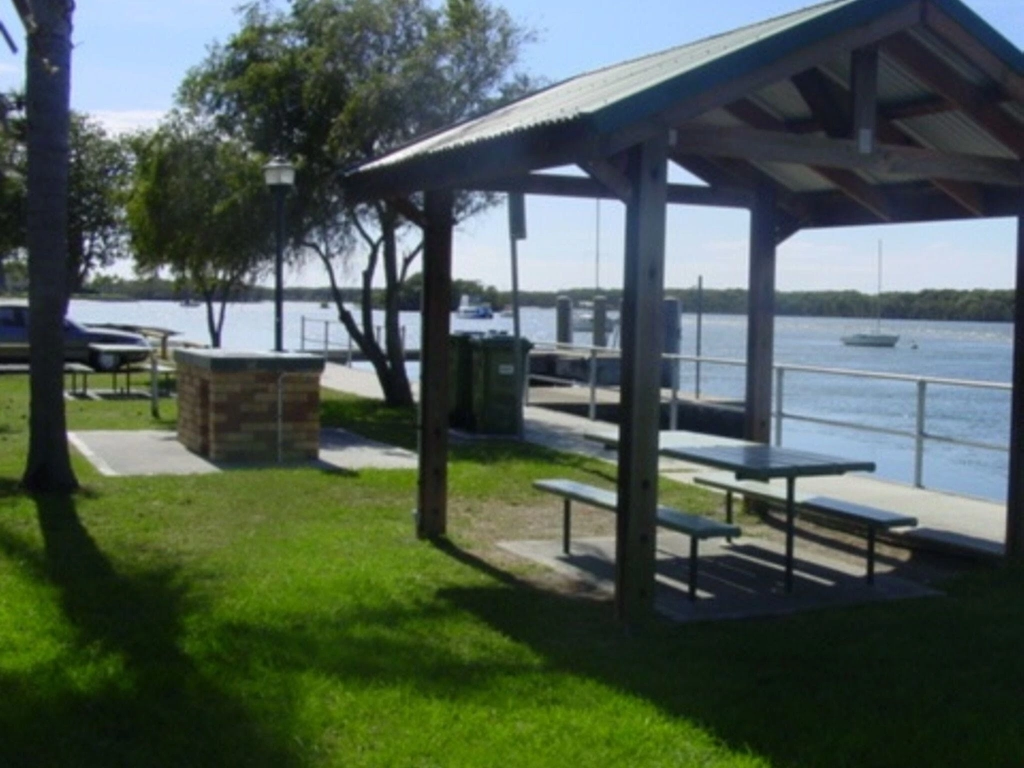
[0, 376, 1022, 766]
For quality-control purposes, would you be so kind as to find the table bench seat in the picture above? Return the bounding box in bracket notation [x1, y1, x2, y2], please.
[693, 472, 918, 583]
[533, 478, 740, 600]
[693, 472, 803, 530]
[800, 496, 918, 583]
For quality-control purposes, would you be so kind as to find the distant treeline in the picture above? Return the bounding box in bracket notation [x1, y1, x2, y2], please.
[79, 276, 1016, 323]
[490, 287, 1016, 323]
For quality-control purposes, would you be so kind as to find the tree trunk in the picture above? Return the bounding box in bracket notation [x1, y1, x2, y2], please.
[380, 213, 413, 406]
[21, 0, 79, 493]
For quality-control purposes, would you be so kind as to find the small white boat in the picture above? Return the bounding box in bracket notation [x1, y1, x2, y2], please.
[572, 306, 618, 333]
[456, 294, 493, 319]
[842, 241, 898, 348]
[841, 332, 899, 348]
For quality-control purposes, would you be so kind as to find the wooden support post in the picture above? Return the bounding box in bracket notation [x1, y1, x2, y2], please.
[615, 134, 668, 626]
[745, 186, 777, 443]
[416, 189, 454, 539]
[1006, 210, 1024, 559]
[851, 45, 879, 154]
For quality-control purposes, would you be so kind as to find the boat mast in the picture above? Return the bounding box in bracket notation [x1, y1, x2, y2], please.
[876, 239, 883, 334]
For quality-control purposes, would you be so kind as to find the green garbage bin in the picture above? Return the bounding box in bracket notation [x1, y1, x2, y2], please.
[470, 335, 532, 435]
[449, 332, 481, 430]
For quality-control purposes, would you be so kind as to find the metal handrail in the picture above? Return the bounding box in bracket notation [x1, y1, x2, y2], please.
[299, 316, 406, 366]
[527, 341, 1010, 490]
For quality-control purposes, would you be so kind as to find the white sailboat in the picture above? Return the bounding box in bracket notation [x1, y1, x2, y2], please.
[841, 241, 899, 348]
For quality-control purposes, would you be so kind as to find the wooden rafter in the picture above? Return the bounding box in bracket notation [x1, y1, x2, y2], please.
[726, 98, 893, 221]
[669, 151, 807, 241]
[923, 3, 1024, 104]
[851, 45, 879, 153]
[601, 2, 924, 158]
[673, 124, 1024, 186]
[883, 33, 1024, 157]
[801, 183, 1021, 228]
[471, 172, 752, 209]
[790, 65, 988, 216]
[578, 156, 633, 203]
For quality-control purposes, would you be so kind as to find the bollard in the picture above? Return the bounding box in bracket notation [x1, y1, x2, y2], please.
[593, 295, 608, 348]
[556, 296, 573, 345]
[662, 297, 682, 391]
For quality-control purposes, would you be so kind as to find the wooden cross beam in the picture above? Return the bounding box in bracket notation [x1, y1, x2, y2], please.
[725, 98, 894, 221]
[673, 124, 1024, 187]
[883, 33, 1024, 158]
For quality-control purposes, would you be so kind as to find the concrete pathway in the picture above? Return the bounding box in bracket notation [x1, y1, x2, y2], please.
[319, 362, 1007, 558]
[69, 426, 417, 477]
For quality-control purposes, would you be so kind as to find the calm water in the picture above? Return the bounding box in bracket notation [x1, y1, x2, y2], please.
[68, 299, 1013, 502]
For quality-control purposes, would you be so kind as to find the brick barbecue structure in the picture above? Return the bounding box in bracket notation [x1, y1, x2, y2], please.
[175, 349, 325, 463]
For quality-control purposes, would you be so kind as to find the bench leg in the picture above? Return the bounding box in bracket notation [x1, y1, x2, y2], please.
[725, 491, 734, 542]
[866, 528, 876, 585]
[688, 537, 699, 601]
[562, 499, 571, 555]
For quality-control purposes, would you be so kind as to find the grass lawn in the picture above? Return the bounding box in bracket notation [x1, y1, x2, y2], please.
[1, 376, 1024, 767]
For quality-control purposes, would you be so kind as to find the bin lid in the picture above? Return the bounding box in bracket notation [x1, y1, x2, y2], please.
[470, 334, 532, 349]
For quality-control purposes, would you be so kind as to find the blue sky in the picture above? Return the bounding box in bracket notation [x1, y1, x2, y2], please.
[1, 0, 1022, 293]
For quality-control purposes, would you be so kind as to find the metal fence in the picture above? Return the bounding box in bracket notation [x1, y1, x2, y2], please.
[300, 316, 406, 365]
[528, 341, 1010, 490]
[300, 323, 1010, 491]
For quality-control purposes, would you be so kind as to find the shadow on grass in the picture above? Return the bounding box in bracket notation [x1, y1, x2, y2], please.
[434, 541, 1024, 767]
[0, 493, 301, 768]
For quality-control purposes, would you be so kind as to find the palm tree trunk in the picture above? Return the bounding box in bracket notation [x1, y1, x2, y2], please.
[21, 0, 79, 492]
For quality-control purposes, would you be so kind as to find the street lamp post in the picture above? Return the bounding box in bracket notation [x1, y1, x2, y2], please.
[263, 157, 296, 352]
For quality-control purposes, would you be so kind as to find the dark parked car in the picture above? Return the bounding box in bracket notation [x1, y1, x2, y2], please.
[0, 299, 152, 371]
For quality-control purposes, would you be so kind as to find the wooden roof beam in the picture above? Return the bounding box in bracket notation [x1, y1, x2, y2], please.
[923, 3, 1024, 104]
[799, 183, 1022, 227]
[791, 67, 850, 136]
[725, 98, 893, 221]
[673, 124, 1024, 186]
[469, 172, 753, 209]
[602, 2, 925, 158]
[791, 65, 988, 216]
[784, 92, 1009, 133]
[670, 152, 808, 240]
[883, 33, 1024, 157]
[578, 157, 633, 203]
[852, 45, 879, 154]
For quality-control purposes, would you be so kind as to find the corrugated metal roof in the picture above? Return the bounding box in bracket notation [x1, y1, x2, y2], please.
[346, 0, 1024, 226]
[896, 110, 1018, 158]
[354, 0, 862, 174]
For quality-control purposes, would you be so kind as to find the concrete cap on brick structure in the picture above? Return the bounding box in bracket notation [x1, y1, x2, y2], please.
[174, 349, 326, 374]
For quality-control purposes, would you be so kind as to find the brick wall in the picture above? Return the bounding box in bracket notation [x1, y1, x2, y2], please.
[176, 354, 322, 463]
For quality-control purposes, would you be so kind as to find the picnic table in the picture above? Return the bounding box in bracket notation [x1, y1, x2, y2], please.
[658, 444, 876, 593]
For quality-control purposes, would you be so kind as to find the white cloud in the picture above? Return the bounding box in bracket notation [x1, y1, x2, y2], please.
[90, 109, 165, 135]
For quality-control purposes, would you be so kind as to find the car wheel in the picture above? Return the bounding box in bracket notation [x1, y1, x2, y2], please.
[90, 351, 121, 372]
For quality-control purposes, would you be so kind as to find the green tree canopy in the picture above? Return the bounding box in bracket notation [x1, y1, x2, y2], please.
[66, 113, 132, 292]
[126, 114, 274, 346]
[180, 0, 534, 404]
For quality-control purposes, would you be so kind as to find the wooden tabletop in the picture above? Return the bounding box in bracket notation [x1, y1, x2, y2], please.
[659, 444, 876, 481]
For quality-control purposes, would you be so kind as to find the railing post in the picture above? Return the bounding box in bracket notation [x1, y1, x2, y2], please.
[588, 347, 598, 421]
[915, 379, 927, 487]
[323, 320, 330, 358]
[695, 355, 702, 401]
[347, 333, 353, 367]
[670, 353, 679, 431]
[300, 316, 306, 352]
[774, 367, 785, 446]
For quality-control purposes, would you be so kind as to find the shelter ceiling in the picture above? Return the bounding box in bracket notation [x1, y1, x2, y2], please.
[343, 0, 1024, 231]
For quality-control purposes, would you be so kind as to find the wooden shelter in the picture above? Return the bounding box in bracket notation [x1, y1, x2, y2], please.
[343, 0, 1024, 625]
